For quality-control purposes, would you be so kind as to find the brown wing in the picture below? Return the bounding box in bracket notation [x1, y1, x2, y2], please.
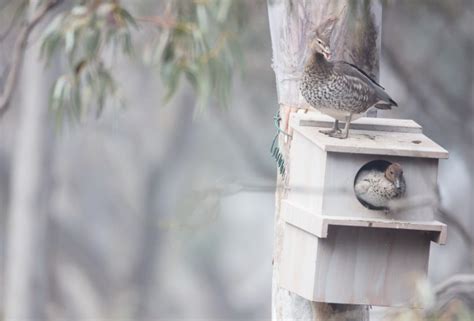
[339, 62, 385, 89]
[334, 61, 398, 107]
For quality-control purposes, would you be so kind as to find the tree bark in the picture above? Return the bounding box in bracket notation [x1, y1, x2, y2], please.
[267, 1, 381, 320]
[3, 3, 54, 318]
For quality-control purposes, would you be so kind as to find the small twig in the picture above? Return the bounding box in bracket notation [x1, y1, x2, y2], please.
[136, 15, 177, 29]
[0, 0, 64, 118]
[434, 274, 474, 296]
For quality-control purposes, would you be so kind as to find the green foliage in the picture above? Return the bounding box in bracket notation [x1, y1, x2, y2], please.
[41, 1, 136, 122]
[143, 0, 243, 110]
[38, 0, 244, 122]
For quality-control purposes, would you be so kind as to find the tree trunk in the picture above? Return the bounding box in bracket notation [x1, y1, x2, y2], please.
[267, 1, 381, 320]
[3, 5, 53, 318]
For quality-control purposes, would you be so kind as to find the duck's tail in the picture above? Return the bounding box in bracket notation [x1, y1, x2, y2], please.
[375, 98, 398, 110]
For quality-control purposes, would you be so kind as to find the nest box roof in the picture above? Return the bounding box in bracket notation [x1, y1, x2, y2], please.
[290, 113, 449, 159]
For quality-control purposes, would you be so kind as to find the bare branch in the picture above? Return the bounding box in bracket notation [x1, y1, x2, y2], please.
[434, 274, 474, 296]
[431, 274, 474, 315]
[0, 0, 27, 42]
[0, 0, 64, 118]
[436, 207, 474, 247]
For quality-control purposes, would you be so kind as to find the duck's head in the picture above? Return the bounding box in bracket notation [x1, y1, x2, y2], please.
[385, 163, 404, 190]
[309, 37, 331, 60]
[308, 14, 339, 60]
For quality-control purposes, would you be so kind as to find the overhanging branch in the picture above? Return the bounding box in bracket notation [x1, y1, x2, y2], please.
[0, 0, 64, 118]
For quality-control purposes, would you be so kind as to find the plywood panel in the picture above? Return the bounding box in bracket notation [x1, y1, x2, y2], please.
[323, 153, 439, 220]
[279, 224, 319, 300]
[294, 112, 423, 133]
[282, 200, 447, 244]
[287, 130, 326, 213]
[290, 114, 448, 159]
[314, 226, 431, 306]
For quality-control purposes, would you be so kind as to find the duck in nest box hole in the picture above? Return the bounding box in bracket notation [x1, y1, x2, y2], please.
[300, 19, 398, 139]
[354, 162, 406, 211]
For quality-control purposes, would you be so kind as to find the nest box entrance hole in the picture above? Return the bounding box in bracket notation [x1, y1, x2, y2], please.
[353, 159, 398, 210]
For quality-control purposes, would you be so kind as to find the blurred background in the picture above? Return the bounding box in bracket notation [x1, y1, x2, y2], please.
[0, 0, 472, 320]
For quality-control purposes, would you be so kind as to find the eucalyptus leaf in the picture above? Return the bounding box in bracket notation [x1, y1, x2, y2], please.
[118, 8, 138, 28]
[52, 76, 68, 104]
[65, 29, 76, 55]
[161, 63, 182, 103]
[84, 28, 101, 58]
[196, 5, 209, 33]
[96, 3, 116, 17]
[40, 32, 63, 65]
[217, 0, 232, 22]
[71, 5, 88, 16]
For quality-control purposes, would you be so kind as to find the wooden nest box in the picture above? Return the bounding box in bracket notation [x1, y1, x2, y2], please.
[279, 112, 449, 307]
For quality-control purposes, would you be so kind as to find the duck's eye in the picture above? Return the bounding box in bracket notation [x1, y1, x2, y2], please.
[317, 39, 322, 44]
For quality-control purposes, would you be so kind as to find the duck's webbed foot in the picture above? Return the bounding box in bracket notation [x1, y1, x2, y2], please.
[319, 120, 341, 135]
[328, 114, 352, 139]
[320, 127, 341, 135]
[328, 130, 348, 139]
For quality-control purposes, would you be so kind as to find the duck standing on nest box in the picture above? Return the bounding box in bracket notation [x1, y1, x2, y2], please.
[300, 19, 398, 139]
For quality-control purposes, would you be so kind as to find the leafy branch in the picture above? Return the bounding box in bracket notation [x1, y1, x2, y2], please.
[0, 0, 243, 120]
[141, 0, 243, 110]
[0, 0, 245, 121]
[40, 1, 137, 121]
